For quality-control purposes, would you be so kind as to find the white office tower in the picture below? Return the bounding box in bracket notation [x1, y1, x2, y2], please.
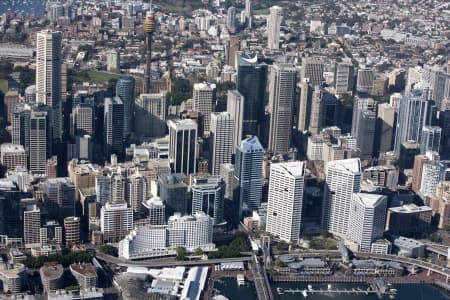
[245, 0, 253, 28]
[101, 202, 133, 243]
[346, 193, 387, 252]
[406, 66, 423, 93]
[394, 91, 428, 157]
[334, 61, 354, 95]
[111, 173, 126, 203]
[220, 163, 235, 200]
[106, 49, 120, 72]
[301, 57, 325, 87]
[267, 6, 282, 49]
[226, 6, 236, 30]
[29, 111, 47, 176]
[71, 105, 93, 137]
[226, 90, 244, 151]
[191, 176, 225, 225]
[168, 119, 198, 175]
[420, 151, 442, 198]
[268, 63, 297, 155]
[420, 126, 441, 154]
[143, 196, 166, 225]
[36, 30, 62, 141]
[193, 83, 216, 135]
[234, 136, 264, 218]
[128, 173, 147, 213]
[322, 158, 362, 238]
[266, 161, 306, 243]
[356, 68, 374, 93]
[75, 135, 92, 161]
[24, 204, 41, 248]
[210, 112, 234, 175]
[134, 92, 167, 138]
[95, 176, 111, 205]
[119, 212, 214, 260]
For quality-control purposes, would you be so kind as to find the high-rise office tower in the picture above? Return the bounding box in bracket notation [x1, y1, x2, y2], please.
[168, 119, 198, 175]
[36, 30, 62, 141]
[128, 173, 147, 213]
[95, 176, 111, 205]
[322, 158, 362, 237]
[334, 61, 354, 95]
[210, 112, 234, 175]
[394, 92, 428, 157]
[267, 6, 282, 49]
[4, 91, 19, 125]
[71, 104, 93, 137]
[346, 193, 387, 252]
[301, 57, 325, 87]
[158, 173, 191, 215]
[24, 204, 41, 248]
[376, 103, 396, 154]
[308, 85, 323, 135]
[29, 111, 48, 176]
[64, 216, 80, 246]
[266, 161, 305, 243]
[111, 173, 126, 204]
[143, 10, 156, 93]
[236, 53, 268, 138]
[143, 196, 166, 225]
[244, 0, 253, 28]
[226, 6, 236, 30]
[268, 63, 297, 155]
[298, 80, 313, 132]
[412, 154, 429, 193]
[106, 49, 120, 73]
[234, 136, 264, 218]
[12, 104, 31, 166]
[193, 83, 216, 135]
[352, 97, 377, 159]
[134, 92, 167, 138]
[43, 177, 76, 218]
[356, 68, 374, 94]
[420, 126, 441, 154]
[220, 163, 235, 200]
[116, 76, 135, 136]
[104, 97, 124, 157]
[227, 90, 244, 151]
[191, 176, 225, 225]
[100, 202, 133, 243]
[227, 35, 240, 68]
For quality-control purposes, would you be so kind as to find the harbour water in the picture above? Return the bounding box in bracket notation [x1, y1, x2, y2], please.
[212, 279, 450, 300]
[0, 0, 46, 16]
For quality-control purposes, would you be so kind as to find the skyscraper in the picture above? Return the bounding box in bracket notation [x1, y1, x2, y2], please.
[193, 83, 216, 135]
[308, 85, 323, 135]
[234, 136, 264, 218]
[356, 68, 374, 94]
[334, 61, 354, 95]
[12, 104, 31, 166]
[322, 158, 362, 237]
[36, 30, 62, 141]
[346, 193, 387, 252]
[116, 76, 135, 137]
[29, 111, 48, 176]
[226, 90, 244, 151]
[301, 57, 325, 87]
[104, 97, 124, 157]
[100, 202, 133, 243]
[226, 6, 236, 30]
[352, 97, 377, 159]
[376, 103, 396, 154]
[191, 176, 225, 225]
[266, 161, 305, 243]
[298, 80, 313, 132]
[394, 91, 429, 157]
[168, 119, 197, 175]
[244, 0, 253, 28]
[236, 54, 267, 138]
[95, 176, 111, 205]
[210, 112, 234, 175]
[134, 92, 167, 138]
[267, 6, 282, 49]
[268, 63, 297, 155]
[43, 177, 76, 218]
[420, 126, 441, 154]
[128, 173, 147, 213]
[71, 104, 93, 137]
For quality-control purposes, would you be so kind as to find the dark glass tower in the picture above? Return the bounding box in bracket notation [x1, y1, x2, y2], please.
[116, 76, 135, 136]
[236, 53, 267, 139]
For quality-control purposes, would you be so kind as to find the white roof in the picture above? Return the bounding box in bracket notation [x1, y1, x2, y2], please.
[327, 158, 361, 174]
[353, 193, 386, 208]
[271, 161, 305, 178]
[0, 143, 25, 153]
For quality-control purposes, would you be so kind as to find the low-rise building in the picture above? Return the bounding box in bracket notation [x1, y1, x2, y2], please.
[386, 204, 432, 237]
[70, 263, 97, 289]
[393, 236, 425, 258]
[0, 263, 25, 293]
[40, 262, 64, 293]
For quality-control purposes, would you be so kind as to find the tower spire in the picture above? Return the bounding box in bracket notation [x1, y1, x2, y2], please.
[143, 6, 156, 94]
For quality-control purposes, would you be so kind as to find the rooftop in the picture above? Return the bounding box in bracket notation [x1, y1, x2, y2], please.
[389, 203, 432, 214]
[0, 143, 25, 153]
[40, 262, 64, 279]
[271, 161, 305, 178]
[70, 263, 97, 278]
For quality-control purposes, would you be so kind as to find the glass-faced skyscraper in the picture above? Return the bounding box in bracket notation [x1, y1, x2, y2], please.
[116, 76, 135, 137]
[234, 136, 264, 220]
[236, 53, 267, 139]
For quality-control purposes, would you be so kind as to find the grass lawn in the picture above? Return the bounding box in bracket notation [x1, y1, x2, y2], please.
[0, 79, 8, 93]
[70, 70, 122, 85]
[254, 8, 269, 15]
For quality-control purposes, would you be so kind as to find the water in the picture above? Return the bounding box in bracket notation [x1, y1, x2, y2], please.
[212, 277, 258, 300]
[0, 0, 46, 16]
[272, 282, 450, 300]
